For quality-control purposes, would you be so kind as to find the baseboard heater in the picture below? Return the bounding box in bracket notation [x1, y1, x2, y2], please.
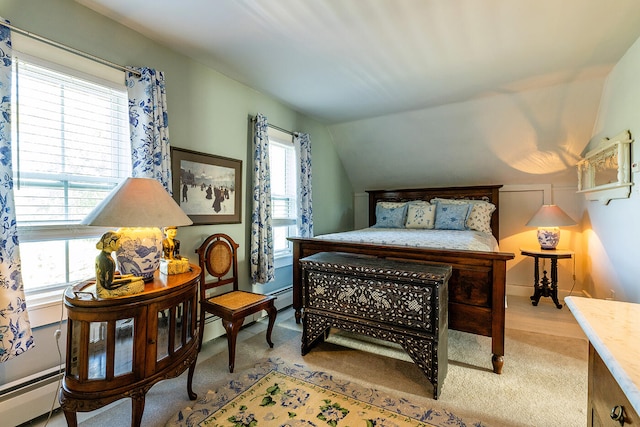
[269, 286, 293, 311]
[0, 365, 63, 426]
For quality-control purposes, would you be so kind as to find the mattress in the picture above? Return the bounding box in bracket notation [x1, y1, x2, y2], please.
[315, 227, 499, 252]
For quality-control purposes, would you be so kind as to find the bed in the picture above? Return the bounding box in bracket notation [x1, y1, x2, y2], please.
[290, 184, 515, 374]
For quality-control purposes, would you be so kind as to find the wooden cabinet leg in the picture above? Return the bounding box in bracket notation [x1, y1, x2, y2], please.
[131, 395, 145, 427]
[187, 358, 197, 400]
[62, 409, 78, 427]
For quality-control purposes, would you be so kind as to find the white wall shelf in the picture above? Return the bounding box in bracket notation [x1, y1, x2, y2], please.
[577, 130, 633, 205]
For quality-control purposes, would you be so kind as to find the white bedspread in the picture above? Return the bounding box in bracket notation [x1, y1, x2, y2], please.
[315, 227, 499, 252]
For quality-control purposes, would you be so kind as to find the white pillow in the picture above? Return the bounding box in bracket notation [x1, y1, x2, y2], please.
[466, 202, 496, 234]
[377, 201, 407, 209]
[405, 201, 436, 229]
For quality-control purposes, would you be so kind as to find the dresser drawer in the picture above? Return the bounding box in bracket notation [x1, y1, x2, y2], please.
[589, 344, 639, 426]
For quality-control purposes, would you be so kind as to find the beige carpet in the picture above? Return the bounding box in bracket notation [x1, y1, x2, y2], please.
[67, 309, 588, 426]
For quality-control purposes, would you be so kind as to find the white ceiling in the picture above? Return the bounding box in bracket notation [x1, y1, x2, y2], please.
[75, 0, 640, 190]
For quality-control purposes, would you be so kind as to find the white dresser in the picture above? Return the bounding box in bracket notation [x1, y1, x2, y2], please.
[566, 296, 640, 426]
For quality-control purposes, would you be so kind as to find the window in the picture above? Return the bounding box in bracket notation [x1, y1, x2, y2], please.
[11, 51, 131, 295]
[268, 129, 297, 259]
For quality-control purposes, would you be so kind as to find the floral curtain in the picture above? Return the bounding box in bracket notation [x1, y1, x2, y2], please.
[0, 20, 34, 362]
[126, 67, 172, 192]
[250, 113, 274, 284]
[294, 132, 314, 238]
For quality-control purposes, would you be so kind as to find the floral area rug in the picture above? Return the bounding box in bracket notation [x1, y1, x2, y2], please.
[166, 358, 486, 427]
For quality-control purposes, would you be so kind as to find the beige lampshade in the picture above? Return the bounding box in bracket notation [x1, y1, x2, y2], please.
[82, 177, 193, 281]
[526, 205, 577, 228]
[81, 177, 192, 227]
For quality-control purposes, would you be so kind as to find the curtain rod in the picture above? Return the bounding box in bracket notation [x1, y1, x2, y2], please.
[269, 124, 294, 136]
[1, 21, 141, 77]
[250, 116, 294, 136]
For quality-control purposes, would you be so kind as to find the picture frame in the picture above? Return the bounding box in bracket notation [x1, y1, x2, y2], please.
[171, 147, 242, 225]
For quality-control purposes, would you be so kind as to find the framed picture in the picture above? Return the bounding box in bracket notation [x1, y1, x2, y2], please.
[171, 147, 242, 225]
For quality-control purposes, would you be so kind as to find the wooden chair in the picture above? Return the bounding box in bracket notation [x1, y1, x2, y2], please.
[195, 233, 277, 372]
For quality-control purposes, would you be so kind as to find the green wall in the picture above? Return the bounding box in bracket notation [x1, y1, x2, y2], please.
[0, 0, 353, 386]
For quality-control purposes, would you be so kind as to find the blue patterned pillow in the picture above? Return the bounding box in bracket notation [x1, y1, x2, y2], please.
[373, 203, 408, 228]
[434, 203, 470, 230]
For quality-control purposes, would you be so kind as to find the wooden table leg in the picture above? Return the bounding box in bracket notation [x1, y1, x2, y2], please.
[530, 256, 543, 306]
[549, 258, 563, 309]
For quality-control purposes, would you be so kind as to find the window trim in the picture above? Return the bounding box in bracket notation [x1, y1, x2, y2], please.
[12, 32, 125, 86]
[18, 224, 112, 243]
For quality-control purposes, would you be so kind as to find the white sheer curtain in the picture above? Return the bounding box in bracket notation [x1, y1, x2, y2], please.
[0, 19, 34, 362]
[250, 114, 275, 284]
[126, 67, 173, 190]
[294, 132, 313, 238]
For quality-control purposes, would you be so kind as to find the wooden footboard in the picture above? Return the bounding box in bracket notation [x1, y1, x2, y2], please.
[291, 238, 514, 374]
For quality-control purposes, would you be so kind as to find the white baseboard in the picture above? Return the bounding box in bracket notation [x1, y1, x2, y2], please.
[507, 283, 589, 299]
[0, 368, 62, 426]
[507, 284, 533, 297]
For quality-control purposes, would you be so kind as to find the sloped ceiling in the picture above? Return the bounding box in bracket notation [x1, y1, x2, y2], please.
[76, 0, 640, 191]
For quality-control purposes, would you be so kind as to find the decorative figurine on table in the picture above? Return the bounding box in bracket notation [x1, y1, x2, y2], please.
[162, 226, 181, 259]
[95, 231, 145, 298]
[160, 226, 190, 275]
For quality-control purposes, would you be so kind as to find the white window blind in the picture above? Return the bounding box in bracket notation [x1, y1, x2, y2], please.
[270, 140, 297, 225]
[268, 132, 297, 258]
[10, 53, 131, 294]
[12, 56, 130, 226]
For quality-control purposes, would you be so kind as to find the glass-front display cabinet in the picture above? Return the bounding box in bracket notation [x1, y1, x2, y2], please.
[59, 265, 201, 427]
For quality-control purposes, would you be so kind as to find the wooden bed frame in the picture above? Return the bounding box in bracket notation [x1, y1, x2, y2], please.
[290, 184, 515, 374]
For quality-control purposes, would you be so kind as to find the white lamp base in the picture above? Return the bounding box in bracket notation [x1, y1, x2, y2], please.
[116, 227, 163, 280]
[537, 227, 560, 250]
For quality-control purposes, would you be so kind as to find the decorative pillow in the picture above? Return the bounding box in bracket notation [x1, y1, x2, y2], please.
[405, 201, 436, 229]
[377, 201, 407, 209]
[373, 203, 408, 228]
[431, 198, 496, 234]
[434, 203, 470, 230]
[465, 202, 496, 233]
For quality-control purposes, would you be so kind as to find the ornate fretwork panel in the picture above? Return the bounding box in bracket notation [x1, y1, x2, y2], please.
[307, 270, 433, 331]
